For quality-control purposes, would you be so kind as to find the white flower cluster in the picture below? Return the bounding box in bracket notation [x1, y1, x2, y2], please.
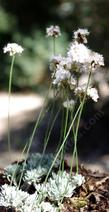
[51, 56, 76, 89]
[50, 28, 104, 105]
[75, 85, 99, 102]
[3, 43, 24, 56]
[63, 99, 75, 109]
[87, 87, 99, 102]
[46, 25, 61, 37]
[73, 28, 89, 44]
[53, 68, 71, 85]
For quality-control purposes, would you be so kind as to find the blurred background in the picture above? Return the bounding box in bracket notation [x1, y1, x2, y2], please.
[0, 0, 109, 171]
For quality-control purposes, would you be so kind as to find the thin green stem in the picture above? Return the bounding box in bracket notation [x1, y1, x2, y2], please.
[44, 102, 82, 183]
[69, 126, 76, 173]
[41, 106, 61, 160]
[41, 96, 56, 158]
[61, 106, 69, 171]
[10, 142, 28, 186]
[56, 106, 64, 154]
[8, 55, 15, 161]
[53, 36, 56, 55]
[18, 83, 52, 188]
[70, 69, 92, 174]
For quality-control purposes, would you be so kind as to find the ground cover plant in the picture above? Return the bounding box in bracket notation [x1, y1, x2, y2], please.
[0, 26, 109, 211]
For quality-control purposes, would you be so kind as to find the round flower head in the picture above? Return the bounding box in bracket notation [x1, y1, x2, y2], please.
[50, 55, 63, 72]
[67, 42, 91, 64]
[87, 87, 99, 102]
[46, 25, 61, 37]
[53, 68, 71, 86]
[67, 41, 104, 72]
[73, 28, 90, 44]
[75, 85, 99, 102]
[3, 43, 24, 56]
[90, 52, 104, 70]
[63, 99, 75, 110]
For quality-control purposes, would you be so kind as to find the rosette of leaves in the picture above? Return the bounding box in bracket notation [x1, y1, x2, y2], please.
[0, 184, 35, 211]
[4, 154, 60, 186]
[47, 171, 85, 202]
[35, 184, 48, 203]
[0, 184, 57, 212]
[23, 166, 48, 184]
[26, 153, 60, 171]
[4, 163, 24, 185]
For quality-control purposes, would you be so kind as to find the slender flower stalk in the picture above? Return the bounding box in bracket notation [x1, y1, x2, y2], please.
[46, 25, 61, 55]
[10, 141, 28, 186]
[18, 83, 53, 188]
[45, 102, 82, 183]
[41, 105, 61, 160]
[3, 43, 24, 161]
[60, 89, 70, 171]
[61, 105, 69, 171]
[7, 55, 15, 160]
[53, 36, 56, 55]
[17, 26, 60, 185]
[70, 69, 92, 174]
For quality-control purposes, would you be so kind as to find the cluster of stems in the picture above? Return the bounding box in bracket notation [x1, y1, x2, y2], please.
[7, 35, 92, 187]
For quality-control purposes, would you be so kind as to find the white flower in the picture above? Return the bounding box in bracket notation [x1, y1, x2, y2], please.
[67, 42, 104, 71]
[87, 87, 99, 102]
[53, 68, 71, 85]
[51, 56, 77, 87]
[67, 42, 91, 64]
[69, 76, 76, 89]
[75, 85, 99, 102]
[49, 55, 63, 72]
[63, 99, 75, 109]
[90, 52, 104, 68]
[50, 55, 73, 75]
[74, 28, 89, 43]
[3, 43, 24, 56]
[59, 57, 73, 70]
[50, 55, 63, 64]
[46, 25, 61, 37]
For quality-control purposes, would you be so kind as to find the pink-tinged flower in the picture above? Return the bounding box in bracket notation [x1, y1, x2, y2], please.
[46, 25, 61, 37]
[74, 28, 90, 44]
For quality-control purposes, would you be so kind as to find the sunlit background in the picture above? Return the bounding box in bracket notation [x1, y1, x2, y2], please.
[0, 0, 109, 171]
